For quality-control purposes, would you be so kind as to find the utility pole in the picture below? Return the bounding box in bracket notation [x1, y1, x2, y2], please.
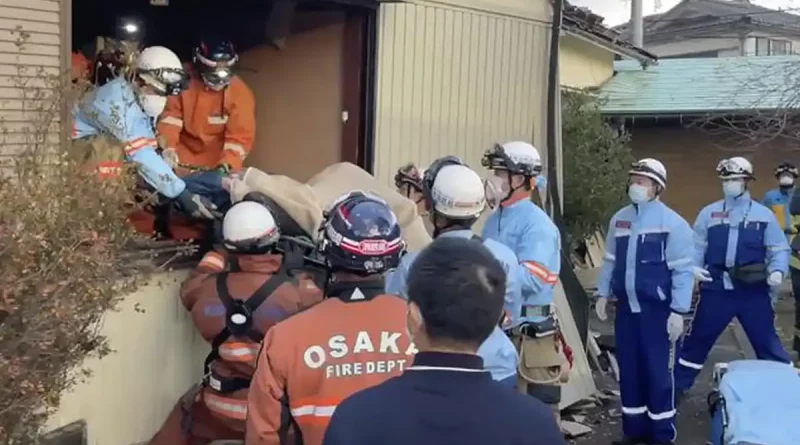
[631, 0, 643, 47]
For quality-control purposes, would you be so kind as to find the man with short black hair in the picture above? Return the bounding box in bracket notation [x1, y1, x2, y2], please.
[322, 237, 566, 445]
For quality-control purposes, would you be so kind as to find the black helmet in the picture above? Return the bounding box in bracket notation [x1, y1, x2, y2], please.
[320, 191, 405, 275]
[421, 156, 464, 213]
[193, 35, 238, 89]
[394, 163, 424, 195]
[775, 162, 798, 178]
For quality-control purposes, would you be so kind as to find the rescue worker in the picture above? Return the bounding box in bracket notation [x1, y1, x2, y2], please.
[72, 45, 220, 221]
[481, 141, 569, 420]
[323, 237, 567, 445]
[246, 191, 415, 445]
[157, 35, 255, 177]
[595, 158, 694, 445]
[394, 163, 426, 215]
[71, 48, 92, 84]
[676, 157, 792, 397]
[148, 198, 324, 445]
[790, 180, 800, 365]
[762, 162, 798, 240]
[385, 158, 520, 386]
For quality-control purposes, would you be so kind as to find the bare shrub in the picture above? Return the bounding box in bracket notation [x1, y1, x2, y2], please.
[0, 29, 189, 443]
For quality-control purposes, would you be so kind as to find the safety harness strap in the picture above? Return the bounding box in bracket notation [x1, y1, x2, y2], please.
[203, 269, 293, 390]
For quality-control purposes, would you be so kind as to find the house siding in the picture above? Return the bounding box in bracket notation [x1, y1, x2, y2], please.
[372, 0, 552, 183]
[559, 34, 614, 89]
[0, 0, 63, 170]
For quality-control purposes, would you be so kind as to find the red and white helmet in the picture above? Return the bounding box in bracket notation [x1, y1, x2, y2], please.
[629, 158, 667, 189]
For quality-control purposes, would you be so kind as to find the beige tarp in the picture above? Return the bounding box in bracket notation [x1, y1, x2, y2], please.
[231, 162, 432, 251]
[230, 162, 595, 407]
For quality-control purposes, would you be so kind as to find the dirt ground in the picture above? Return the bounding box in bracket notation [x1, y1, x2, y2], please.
[567, 292, 798, 445]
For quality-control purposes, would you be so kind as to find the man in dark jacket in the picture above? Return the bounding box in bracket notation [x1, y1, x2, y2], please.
[321, 237, 567, 445]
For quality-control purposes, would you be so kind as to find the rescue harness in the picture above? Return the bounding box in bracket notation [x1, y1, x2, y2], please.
[202, 237, 326, 394]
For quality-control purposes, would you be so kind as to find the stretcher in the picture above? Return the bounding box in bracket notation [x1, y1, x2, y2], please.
[707, 360, 800, 445]
[228, 162, 433, 250]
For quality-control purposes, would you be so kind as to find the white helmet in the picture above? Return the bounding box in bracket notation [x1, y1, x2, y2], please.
[629, 158, 667, 189]
[717, 157, 754, 180]
[430, 164, 486, 219]
[482, 141, 542, 176]
[222, 201, 280, 252]
[136, 46, 187, 96]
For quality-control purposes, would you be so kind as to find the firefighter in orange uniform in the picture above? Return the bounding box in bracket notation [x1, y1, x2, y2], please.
[246, 191, 416, 445]
[157, 35, 255, 177]
[149, 196, 324, 445]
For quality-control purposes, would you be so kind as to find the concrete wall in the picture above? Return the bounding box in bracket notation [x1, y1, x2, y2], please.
[559, 34, 614, 89]
[45, 271, 209, 445]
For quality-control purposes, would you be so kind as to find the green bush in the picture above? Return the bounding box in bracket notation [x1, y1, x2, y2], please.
[562, 90, 634, 252]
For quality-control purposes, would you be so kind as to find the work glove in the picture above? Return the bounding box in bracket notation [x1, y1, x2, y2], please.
[767, 271, 784, 287]
[667, 312, 684, 342]
[175, 190, 222, 220]
[693, 266, 713, 283]
[594, 296, 608, 321]
[214, 164, 231, 177]
[161, 148, 179, 169]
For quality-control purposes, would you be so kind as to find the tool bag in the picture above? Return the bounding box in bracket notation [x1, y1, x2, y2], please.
[707, 360, 800, 445]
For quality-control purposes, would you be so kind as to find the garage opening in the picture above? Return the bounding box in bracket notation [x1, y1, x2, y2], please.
[71, 0, 378, 181]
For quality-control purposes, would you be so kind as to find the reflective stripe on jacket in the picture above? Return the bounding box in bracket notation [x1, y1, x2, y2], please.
[157, 75, 255, 172]
[182, 250, 323, 430]
[246, 285, 416, 445]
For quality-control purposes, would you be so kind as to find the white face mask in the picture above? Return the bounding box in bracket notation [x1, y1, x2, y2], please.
[722, 180, 744, 197]
[485, 175, 509, 205]
[138, 93, 167, 118]
[628, 184, 651, 204]
[779, 175, 795, 187]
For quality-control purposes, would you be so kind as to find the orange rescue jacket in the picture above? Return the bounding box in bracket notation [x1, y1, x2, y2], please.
[157, 74, 255, 173]
[245, 281, 417, 445]
[182, 250, 324, 432]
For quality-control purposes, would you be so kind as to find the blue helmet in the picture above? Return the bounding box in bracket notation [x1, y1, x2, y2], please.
[320, 191, 405, 274]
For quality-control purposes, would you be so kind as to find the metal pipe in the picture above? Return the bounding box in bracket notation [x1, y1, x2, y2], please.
[631, 0, 644, 47]
[545, 0, 564, 225]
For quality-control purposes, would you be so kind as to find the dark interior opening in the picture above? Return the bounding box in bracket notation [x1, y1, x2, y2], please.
[71, 0, 378, 180]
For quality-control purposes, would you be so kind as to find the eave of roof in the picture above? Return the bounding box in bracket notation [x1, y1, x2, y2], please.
[563, 3, 658, 66]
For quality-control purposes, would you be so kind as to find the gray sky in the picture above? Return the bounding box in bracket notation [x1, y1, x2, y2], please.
[570, 0, 798, 26]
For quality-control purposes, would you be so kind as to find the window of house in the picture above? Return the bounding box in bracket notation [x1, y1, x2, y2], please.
[756, 37, 770, 55]
[771, 39, 791, 55]
[755, 37, 792, 56]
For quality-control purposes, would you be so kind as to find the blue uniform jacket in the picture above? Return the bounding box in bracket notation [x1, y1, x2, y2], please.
[72, 77, 186, 198]
[322, 352, 566, 445]
[693, 191, 789, 292]
[481, 198, 560, 324]
[385, 229, 520, 382]
[596, 199, 694, 314]
[762, 187, 795, 233]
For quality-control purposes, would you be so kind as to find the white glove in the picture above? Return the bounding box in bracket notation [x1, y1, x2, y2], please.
[595, 297, 608, 321]
[693, 267, 713, 283]
[767, 271, 783, 287]
[667, 312, 684, 342]
[161, 148, 179, 169]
